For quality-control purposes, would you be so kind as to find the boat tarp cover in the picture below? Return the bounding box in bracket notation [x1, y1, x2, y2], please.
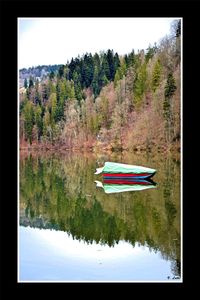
[102, 162, 156, 174]
[103, 184, 156, 194]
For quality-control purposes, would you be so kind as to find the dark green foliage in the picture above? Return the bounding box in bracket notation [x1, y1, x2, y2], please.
[163, 98, 170, 120]
[134, 63, 147, 106]
[68, 58, 76, 80]
[127, 50, 135, 66]
[106, 49, 115, 81]
[152, 59, 162, 92]
[124, 54, 129, 67]
[34, 105, 43, 140]
[72, 71, 83, 102]
[145, 44, 158, 63]
[34, 79, 41, 105]
[41, 83, 48, 104]
[102, 53, 110, 81]
[28, 76, 34, 88]
[23, 101, 34, 144]
[92, 66, 100, 98]
[114, 52, 120, 71]
[98, 68, 109, 89]
[49, 71, 55, 80]
[81, 53, 94, 88]
[58, 65, 64, 78]
[164, 73, 176, 99]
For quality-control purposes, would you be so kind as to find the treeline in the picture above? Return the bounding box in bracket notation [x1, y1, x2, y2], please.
[19, 64, 62, 80]
[20, 20, 181, 153]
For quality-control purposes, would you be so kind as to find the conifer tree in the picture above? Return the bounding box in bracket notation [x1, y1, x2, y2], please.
[23, 101, 34, 144]
[107, 49, 115, 81]
[152, 60, 162, 92]
[34, 105, 43, 140]
[28, 76, 34, 88]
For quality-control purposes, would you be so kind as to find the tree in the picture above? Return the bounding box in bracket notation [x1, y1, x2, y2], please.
[58, 65, 64, 78]
[152, 59, 162, 92]
[145, 44, 157, 63]
[34, 105, 43, 140]
[34, 78, 41, 105]
[107, 49, 115, 81]
[49, 93, 57, 122]
[134, 63, 147, 108]
[164, 73, 176, 100]
[41, 83, 48, 104]
[127, 50, 135, 66]
[43, 109, 51, 141]
[114, 69, 121, 87]
[23, 101, 34, 144]
[163, 73, 177, 143]
[28, 76, 34, 88]
[102, 53, 110, 81]
[72, 71, 83, 102]
[82, 54, 94, 88]
[49, 71, 55, 80]
[98, 68, 108, 90]
[92, 66, 100, 98]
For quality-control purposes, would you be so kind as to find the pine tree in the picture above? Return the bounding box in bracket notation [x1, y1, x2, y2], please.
[72, 71, 83, 102]
[23, 101, 34, 144]
[164, 73, 176, 100]
[49, 93, 57, 122]
[43, 109, 51, 141]
[34, 79, 41, 105]
[107, 49, 115, 81]
[34, 105, 43, 140]
[152, 59, 162, 92]
[58, 65, 64, 78]
[92, 66, 100, 98]
[134, 63, 147, 107]
[114, 53, 120, 74]
[102, 53, 110, 81]
[128, 50, 135, 66]
[49, 71, 55, 80]
[114, 69, 121, 87]
[28, 76, 34, 88]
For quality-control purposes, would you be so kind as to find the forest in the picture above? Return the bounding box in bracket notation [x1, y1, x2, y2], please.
[19, 20, 181, 155]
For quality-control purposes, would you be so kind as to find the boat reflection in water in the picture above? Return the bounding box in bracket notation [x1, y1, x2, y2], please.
[95, 178, 157, 194]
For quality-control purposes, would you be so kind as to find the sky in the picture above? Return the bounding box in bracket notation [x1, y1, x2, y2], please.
[19, 226, 179, 282]
[18, 18, 179, 69]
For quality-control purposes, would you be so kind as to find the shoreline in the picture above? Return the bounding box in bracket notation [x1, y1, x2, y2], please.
[19, 143, 180, 160]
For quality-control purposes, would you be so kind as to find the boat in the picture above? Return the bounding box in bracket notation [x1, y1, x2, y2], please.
[95, 179, 157, 194]
[95, 162, 156, 179]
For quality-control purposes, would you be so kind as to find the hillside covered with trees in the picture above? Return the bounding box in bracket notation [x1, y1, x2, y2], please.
[19, 20, 181, 155]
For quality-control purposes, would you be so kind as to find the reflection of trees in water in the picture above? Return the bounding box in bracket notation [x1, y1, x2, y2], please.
[163, 158, 177, 226]
[162, 157, 181, 277]
[20, 153, 180, 276]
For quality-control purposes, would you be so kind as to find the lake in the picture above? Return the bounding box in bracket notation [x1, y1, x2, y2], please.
[19, 151, 181, 282]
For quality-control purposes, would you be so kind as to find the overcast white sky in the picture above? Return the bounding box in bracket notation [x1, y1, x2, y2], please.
[18, 18, 179, 69]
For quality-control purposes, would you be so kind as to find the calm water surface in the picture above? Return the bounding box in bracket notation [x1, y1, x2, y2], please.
[19, 151, 181, 282]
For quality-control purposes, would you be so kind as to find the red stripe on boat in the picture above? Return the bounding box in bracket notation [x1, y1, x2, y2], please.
[103, 173, 150, 177]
